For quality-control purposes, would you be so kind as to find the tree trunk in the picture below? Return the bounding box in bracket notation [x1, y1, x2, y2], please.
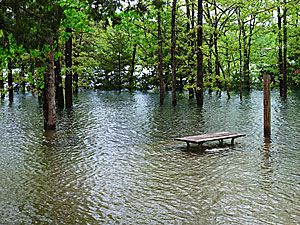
[73, 34, 82, 94]
[129, 43, 137, 92]
[8, 58, 13, 102]
[196, 0, 203, 107]
[242, 26, 250, 91]
[171, 0, 177, 106]
[20, 64, 26, 91]
[283, 2, 287, 98]
[278, 4, 284, 96]
[245, 17, 255, 92]
[118, 53, 122, 91]
[65, 27, 73, 108]
[55, 38, 64, 108]
[238, 10, 243, 101]
[158, 10, 165, 105]
[214, 33, 221, 95]
[186, 0, 194, 99]
[0, 73, 4, 99]
[43, 35, 56, 130]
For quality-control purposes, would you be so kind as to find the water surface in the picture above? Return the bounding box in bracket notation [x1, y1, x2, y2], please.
[0, 90, 300, 224]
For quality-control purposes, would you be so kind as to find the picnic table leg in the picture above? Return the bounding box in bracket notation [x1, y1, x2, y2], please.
[186, 142, 190, 148]
[218, 139, 223, 145]
[231, 138, 235, 145]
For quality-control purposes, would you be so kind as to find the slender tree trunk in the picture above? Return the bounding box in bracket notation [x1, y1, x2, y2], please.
[0, 77, 5, 99]
[208, 55, 213, 94]
[245, 18, 255, 92]
[36, 61, 42, 101]
[118, 53, 122, 91]
[171, 0, 177, 106]
[283, 3, 287, 98]
[158, 10, 165, 105]
[190, 2, 196, 98]
[73, 61, 79, 94]
[0, 74, 4, 99]
[278, 4, 284, 96]
[129, 43, 137, 92]
[43, 35, 56, 130]
[242, 26, 250, 91]
[186, 0, 194, 99]
[73, 34, 82, 94]
[55, 38, 64, 108]
[238, 10, 243, 101]
[65, 27, 73, 108]
[8, 58, 13, 102]
[196, 0, 203, 107]
[21, 64, 26, 91]
[214, 33, 221, 95]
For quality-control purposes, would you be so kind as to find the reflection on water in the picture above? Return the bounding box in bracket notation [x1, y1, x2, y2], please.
[1, 90, 300, 224]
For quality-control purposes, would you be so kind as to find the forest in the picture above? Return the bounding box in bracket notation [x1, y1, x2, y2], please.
[0, 0, 300, 130]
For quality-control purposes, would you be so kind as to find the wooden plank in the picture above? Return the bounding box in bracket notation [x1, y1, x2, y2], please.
[174, 132, 246, 145]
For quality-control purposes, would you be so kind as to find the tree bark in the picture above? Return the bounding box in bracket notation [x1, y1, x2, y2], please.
[158, 10, 165, 105]
[0, 75, 4, 99]
[196, 0, 203, 107]
[55, 38, 64, 108]
[118, 52, 122, 91]
[238, 9, 243, 101]
[171, 0, 177, 106]
[65, 27, 73, 108]
[214, 33, 221, 95]
[8, 58, 13, 102]
[21, 64, 26, 91]
[283, 2, 287, 98]
[278, 4, 284, 96]
[43, 35, 56, 130]
[242, 25, 250, 91]
[73, 33, 81, 94]
[129, 43, 137, 92]
[186, 0, 194, 99]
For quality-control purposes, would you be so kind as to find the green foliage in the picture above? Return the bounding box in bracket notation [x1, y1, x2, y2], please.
[0, 0, 300, 94]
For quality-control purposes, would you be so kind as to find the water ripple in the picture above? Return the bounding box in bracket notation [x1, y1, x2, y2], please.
[1, 90, 300, 224]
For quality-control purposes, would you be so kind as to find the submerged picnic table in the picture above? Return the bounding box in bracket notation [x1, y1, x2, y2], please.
[174, 132, 246, 147]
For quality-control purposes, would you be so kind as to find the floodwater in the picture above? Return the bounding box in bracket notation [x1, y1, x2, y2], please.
[0, 90, 300, 224]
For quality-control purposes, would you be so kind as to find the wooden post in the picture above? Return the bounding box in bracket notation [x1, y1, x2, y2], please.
[263, 74, 271, 137]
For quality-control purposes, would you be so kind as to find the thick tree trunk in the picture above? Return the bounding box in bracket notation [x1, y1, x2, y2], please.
[129, 43, 137, 92]
[55, 38, 64, 108]
[283, 3, 287, 98]
[43, 35, 56, 130]
[8, 59, 13, 102]
[196, 0, 203, 107]
[171, 0, 177, 106]
[158, 10, 165, 105]
[65, 27, 73, 108]
[278, 5, 284, 96]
